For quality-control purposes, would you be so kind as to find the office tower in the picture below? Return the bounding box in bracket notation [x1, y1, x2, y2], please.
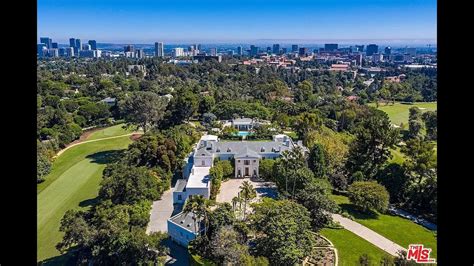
[52, 42, 58, 49]
[355, 53, 363, 66]
[197, 44, 202, 51]
[210, 48, 217, 56]
[384, 46, 391, 55]
[250, 45, 259, 56]
[272, 44, 280, 54]
[172, 47, 184, 57]
[292, 44, 299, 52]
[188, 45, 195, 52]
[124, 45, 135, 53]
[40, 37, 52, 49]
[237, 46, 243, 55]
[299, 47, 308, 56]
[88, 40, 97, 50]
[355, 45, 364, 52]
[79, 50, 97, 58]
[228, 50, 235, 56]
[58, 48, 66, 57]
[136, 49, 144, 58]
[75, 39, 82, 50]
[281, 47, 287, 54]
[324, 43, 338, 52]
[372, 53, 383, 63]
[37, 44, 47, 57]
[155, 42, 164, 57]
[65, 47, 74, 57]
[69, 38, 76, 48]
[82, 44, 91, 50]
[366, 44, 378, 56]
[48, 48, 59, 57]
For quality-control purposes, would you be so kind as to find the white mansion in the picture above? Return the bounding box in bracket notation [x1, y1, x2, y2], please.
[172, 133, 305, 204]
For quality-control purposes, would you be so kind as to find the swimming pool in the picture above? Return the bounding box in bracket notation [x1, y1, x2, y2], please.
[236, 131, 251, 137]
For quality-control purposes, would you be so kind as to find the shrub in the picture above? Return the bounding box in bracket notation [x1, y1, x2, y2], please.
[209, 165, 224, 200]
[348, 181, 390, 213]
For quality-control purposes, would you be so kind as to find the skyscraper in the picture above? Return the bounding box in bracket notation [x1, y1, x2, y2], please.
[366, 44, 378, 56]
[172, 47, 184, 57]
[37, 44, 47, 57]
[210, 48, 217, 56]
[52, 42, 58, 49]
[299, 47, 308, 57]
[136, 49, 144, 58]
[250, 45, 259, 56]
[69, 38, 76, 48]
[65, 47, 74, 57]
[75, 39, 82, 55]
[40, 37, 52, 49]
[155, 42, 164, 57]
[272, 44, 280, 54]
[124, 45, 135, 53]
[237, 46, 243, 56]
[355, 45, 364, 52]
[88, 40, 97, 50]
[82, 44, 91, 51]
[384, 46, 391, 55]
[324, 43, 338, 52]
[281, 48, 287, 54]
[292, 44, 299, 52]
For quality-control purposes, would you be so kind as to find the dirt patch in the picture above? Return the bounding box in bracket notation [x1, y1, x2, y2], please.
[130, 133, 143, 141]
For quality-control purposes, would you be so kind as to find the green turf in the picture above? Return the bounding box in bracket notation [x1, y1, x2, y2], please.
[389, 147, 405, 164]
[86, 123, 136, 140]
[37, 128, 133, 262]
[330, 194, 437, 258]
[320, 228, 393, 265]
[369, 102, 437, 128]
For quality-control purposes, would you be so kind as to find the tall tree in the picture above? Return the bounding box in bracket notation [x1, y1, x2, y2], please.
[346, 109, 399, 180]
[422, 110, 437, 141]
[308, 143, 327, 178]
[408, 107, 423, 139]
[239, 181, 256, 220]
[120, 91, 168, 132]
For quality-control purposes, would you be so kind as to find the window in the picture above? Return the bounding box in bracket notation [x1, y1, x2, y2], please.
[237, 160, 241, 163]
[244, 160, 250, 165]
[178, 195, 182, 200]
[253, 160, 256, 163]
[202, 160, 205, 166]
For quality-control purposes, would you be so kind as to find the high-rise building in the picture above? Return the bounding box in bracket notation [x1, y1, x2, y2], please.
[52, 42, 58, 49]
[37, 44, 47, 57]
[384, 46, 391, 55]
[172, 47, 185, 57]
[59, 48, 66, 57]
[372, 53, 383, 63]
[299, 47, 308, 57]
[88, 40, 97, 50]
[155, 42, 164, 57]
[281, 47, 287, 54]
[65, 47, 74, 57]
[272, 44, 280, 54]
[250, 45, 259, 56]
[237, 46, 243, 56]
[292, 44, 299, 52]
[136, 49, 144, 58]
[366, 44, 378, 56]
[197, 44, 202, 51]
[324, 43, 338, 52]
[40, 37, 52, 49]
[210, 48, 217, 56]
[124, 45, 135, 53]
[355, 45, 364, 52]
[69, 38, 76, 48]
[228, 50, 235, 56]
[82, 44, 91, 51]
[48, 48, 59, 57]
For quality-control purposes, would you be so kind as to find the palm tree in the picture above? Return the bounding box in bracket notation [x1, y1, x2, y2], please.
[231, 196, 240, 212]
[183, 195, 209, 235]
[239, 181, 256, 220]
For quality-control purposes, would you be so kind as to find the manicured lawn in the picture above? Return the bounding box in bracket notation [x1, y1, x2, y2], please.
[330, 194, 437, 258]
[369, 102, 437, 128]
[86, 123, 136, 140]
[389, 147, 405, 164]
[320, 228, 393, 265]
[37, 128, 133, 262]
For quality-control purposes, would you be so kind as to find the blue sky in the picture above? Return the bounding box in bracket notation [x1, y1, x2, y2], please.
[38, 0, 437, 44]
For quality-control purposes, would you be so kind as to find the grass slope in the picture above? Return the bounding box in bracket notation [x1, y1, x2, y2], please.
[331, 194, 437, 258]
[37, 126, 133, 262]
[369, 102, 437, 127]
[320, 228, 392, 265]
[86, 123, 135, 140]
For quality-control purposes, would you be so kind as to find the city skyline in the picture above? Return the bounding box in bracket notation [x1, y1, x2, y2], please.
[38, 0, 437, 44]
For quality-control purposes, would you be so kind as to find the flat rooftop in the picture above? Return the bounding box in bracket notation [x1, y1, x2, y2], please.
[186, 166, 211, 188]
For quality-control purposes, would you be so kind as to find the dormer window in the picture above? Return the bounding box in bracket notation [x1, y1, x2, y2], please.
[216, 148, 220, 152]
[261, 147, 265, 152]
[227, 147, 232, 152]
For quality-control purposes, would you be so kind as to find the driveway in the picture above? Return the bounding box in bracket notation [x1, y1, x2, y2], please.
[216, 178, 277, 203]
[331, 213, 407, 256]
[147, 189, 183, 234]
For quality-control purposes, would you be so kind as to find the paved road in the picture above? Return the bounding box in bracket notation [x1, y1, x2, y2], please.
[331, 214, 407, 256]
[54, 132, 142, 158]
[147, 189, 183, 234]
[216, 178, 277, 203]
